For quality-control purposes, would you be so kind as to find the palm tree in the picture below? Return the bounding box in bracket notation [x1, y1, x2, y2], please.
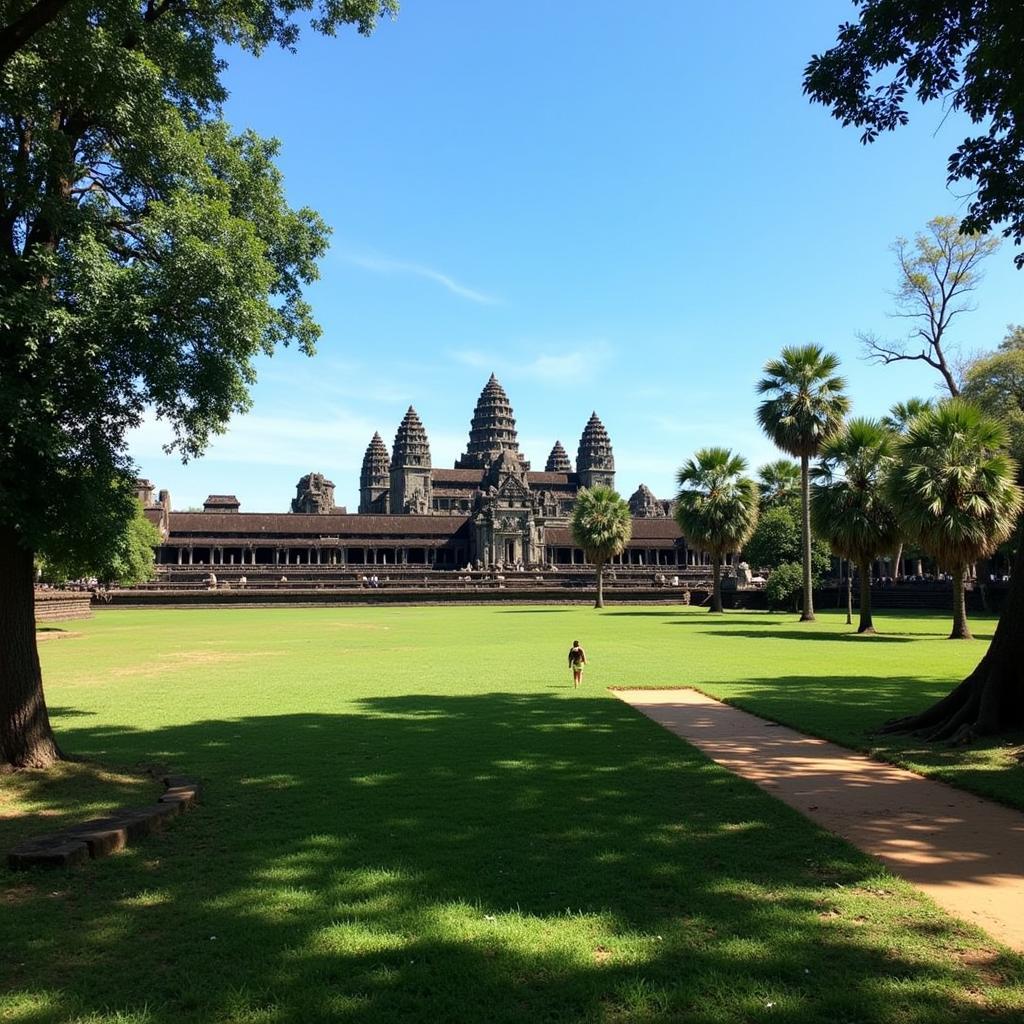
[756, 345, 849, 621]
[890, 400, 1022, 640]
[882, 398, 934, 578]
[570, 486, 632, 609]
[882, 397, 933, 434]
[675, 448, 760, 613]
[811, 419, 900, 634]
[758, 458, 801, 507]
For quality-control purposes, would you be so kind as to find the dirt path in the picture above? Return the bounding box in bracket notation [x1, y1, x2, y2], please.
[614, 688, 1024, 952]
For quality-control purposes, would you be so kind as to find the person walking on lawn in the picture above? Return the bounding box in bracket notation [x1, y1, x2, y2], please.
[568, 640, 587, 689]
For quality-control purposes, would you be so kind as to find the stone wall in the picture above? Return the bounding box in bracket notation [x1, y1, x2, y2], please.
[34, 590, 93, 622]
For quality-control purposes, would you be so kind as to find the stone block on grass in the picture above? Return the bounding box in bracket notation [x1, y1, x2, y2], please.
[163, 775, 202, 798]
[64, 817, 130, 858]
[159, 788, 197, 809]
[8, 836, 90, 871]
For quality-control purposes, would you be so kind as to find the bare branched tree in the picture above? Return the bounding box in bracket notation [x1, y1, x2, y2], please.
[859, 216, 1000, 397]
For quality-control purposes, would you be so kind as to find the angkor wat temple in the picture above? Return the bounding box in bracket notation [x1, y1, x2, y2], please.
[143, 375, 697, 570]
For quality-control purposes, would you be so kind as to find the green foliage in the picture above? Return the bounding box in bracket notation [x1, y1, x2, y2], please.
[38, 500, 160, 585]
[569, 486, 632, 565]
[0, 0, 395, 570]
[757, 458, 800, 506]
[882, 398, 933, 434]
[744, 503, 799, 569]
[962, 333, 1024, 470]
[811, 418, 900, 566]
[744, 500, 832, 577]
[891, 399, 1023, 571]
[805, 2, 1024, 267]
[674, 447, 760, 558]
[755, 345, 849, 460]
[765, 561, 803, 611]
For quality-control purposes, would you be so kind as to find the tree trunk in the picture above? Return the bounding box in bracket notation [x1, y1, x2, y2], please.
[799, 453, 815, 621]
[893, 542, 903, 580]
[857, 558, 875, 634]
[710, 558, 723, 613]
[0, 526, 62, 768]
[881, 526, 1024, 743]
[595, 559, 604, 609]
[845, 560, 853, 625]
[949, 565, 972, 640]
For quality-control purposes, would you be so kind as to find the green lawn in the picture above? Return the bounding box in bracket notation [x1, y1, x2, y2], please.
[3, 605, 1023, 1023]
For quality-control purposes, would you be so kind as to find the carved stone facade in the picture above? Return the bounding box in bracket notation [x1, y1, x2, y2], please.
[358, 432, 390, 514]
[291, 473, 337, 515]
[628, 483, 671, 518]
[148, 374, 692, 570]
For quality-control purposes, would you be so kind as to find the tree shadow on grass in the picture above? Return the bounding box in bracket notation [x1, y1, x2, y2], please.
[713, 676, 1024, 811]
[496, 609, 573, 614]
[2, 693, 1021, 1023]
[689, 628, 916, 644]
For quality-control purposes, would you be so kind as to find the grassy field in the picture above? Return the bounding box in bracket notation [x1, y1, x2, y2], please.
[2, 605, 1023, 1023]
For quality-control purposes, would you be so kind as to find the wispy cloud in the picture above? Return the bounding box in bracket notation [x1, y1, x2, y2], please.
[337, 251, 497, 305]
[449, 341, 612, 384]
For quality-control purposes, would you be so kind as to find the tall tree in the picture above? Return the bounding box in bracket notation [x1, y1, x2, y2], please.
[962, 327, 1024, 471]
[805, 1, 1024, 269]
[0, 1, 396, 769]
[570, 486, 632, 610]
[674, 448, 760, 614]
[807, 2, 1024, 739]
[856, 217, 999, 396]
[890, 400, 1021, 643]
[881, 397, 933, 577]
[757, 459, 801, 507]
[811, 418, 900, 634]
[756, 345, 849, 621]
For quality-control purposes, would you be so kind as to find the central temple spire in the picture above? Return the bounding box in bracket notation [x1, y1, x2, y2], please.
[454, 374, 530, 470]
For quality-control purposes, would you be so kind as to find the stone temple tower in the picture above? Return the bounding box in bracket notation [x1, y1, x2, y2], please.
[390, 407, 433, 514]
[455, 374, 530, 471]
[545, 440, 572, 473]
[359, 432, 390, 514]
[576, 412, 615, 490]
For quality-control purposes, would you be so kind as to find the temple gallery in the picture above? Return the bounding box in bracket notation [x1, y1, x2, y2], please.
[142, 375, 706, 570]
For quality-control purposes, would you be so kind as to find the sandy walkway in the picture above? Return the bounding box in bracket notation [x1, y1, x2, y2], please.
[614, 688, 1024, 952]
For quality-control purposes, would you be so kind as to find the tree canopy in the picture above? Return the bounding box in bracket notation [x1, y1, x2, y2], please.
[962, 326, 1024, 470]
[811, 418, 900, 634]
[0, 0, 396, 767]
[890, 400, 1021, 640]
[756, 344, 849, 621]
[569, 486, 632, 609]
[857, 217, 999, 396]
[805, 1, 1024, 267]
[675, 448, 759, 614]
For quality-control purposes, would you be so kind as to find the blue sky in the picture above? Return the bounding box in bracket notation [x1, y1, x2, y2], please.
[128, 0, 1023, 512]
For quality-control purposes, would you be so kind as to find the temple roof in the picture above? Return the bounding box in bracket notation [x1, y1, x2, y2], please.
[546, 517, 682, 547]
[360, 432, 391, 485]
[454, 374, 529, 470]
[167, 512, 468, 538]
[545, 440, 572, 473]
[203, 495, 241, 511]
[392, 407, 431, 468]
[576, 412, 614, 472]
